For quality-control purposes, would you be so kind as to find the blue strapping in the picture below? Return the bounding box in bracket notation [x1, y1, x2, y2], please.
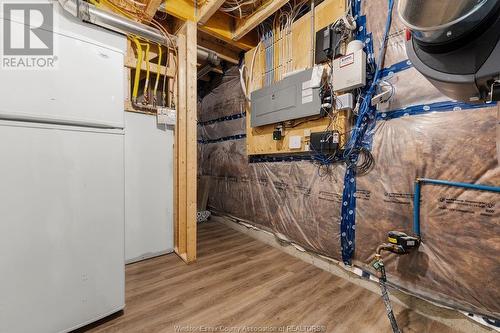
[356, 16, 368, 41]
[340, 0, 395, 265]
[379, 59, 413, 78]
[198, 134, 246, 144]
[249, 154, 315, 163]
[243, 99, 497, 163]
[377, 100, 497, 121]
[198, 112, 246, 126]
[352, 0, 362, 18]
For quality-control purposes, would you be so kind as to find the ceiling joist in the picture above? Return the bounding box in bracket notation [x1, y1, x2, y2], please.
[145, 0, 164, 20]
[201, 11, 257, 51]
[164, 0, 257, 50]
[198, 31, 240, 64]
[197, 0, 226, 25]
[232, 0, 289, 40]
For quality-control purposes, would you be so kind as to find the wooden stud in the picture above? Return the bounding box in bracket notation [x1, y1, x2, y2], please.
[175, 31, 188, 259]
[174, 21, 197, 264]
[185, 20, 198, 263]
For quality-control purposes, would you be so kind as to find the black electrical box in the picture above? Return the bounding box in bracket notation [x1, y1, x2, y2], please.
[315, 25, 342, 64]
[310, 131, 339, 154]
[273, 129, 282, 141]
[492, 81, 500, 101]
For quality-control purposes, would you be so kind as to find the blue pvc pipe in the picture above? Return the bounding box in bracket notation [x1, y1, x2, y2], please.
[413, 180, 421, 236]
[418, 178, 500, 193]
[413, 178, 500, 237]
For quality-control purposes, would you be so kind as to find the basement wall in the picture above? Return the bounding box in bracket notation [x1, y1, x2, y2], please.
[197, 1, 500, 320]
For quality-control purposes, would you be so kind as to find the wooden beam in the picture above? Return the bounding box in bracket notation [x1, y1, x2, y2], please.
[164, 0, 257, 51]
[198, 31, 240, 64]
[175, 30, 187, 261]
[232, 0, 288, 41]
[174, 21, 197, 264]
[164, 0, 195, 21]
[185, 20, 198, 264]
[145, 0, 163, 20]
[197, 0, 226, 25]
[202, 11, 257, 51]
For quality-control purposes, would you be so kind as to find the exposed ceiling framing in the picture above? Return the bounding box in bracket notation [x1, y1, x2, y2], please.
[154, 0, 298, 79]
[162, 1, 257, 50]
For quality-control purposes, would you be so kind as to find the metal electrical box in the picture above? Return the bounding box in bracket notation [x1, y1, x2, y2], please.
[332, 49, 366, 92]
[250, 69, 322, 127]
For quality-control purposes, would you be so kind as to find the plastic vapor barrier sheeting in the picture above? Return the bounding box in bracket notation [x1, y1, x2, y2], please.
[198, 2, 500, 319]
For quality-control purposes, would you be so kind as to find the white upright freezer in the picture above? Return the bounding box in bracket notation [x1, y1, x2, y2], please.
[124, 112, 174, 264]
[0, 3, 127, 333]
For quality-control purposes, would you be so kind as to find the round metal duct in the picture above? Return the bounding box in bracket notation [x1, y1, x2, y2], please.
[398, 0, 496, 45]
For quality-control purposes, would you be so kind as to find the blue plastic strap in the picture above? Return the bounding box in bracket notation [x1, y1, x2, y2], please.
[379, 59, 413, 78]
[340, 0, 395, 265]
[249, 154, 315, 163]
[377, 100, 497, 121]
[198, 133, 246, 144]
[198, 112, 246, 126]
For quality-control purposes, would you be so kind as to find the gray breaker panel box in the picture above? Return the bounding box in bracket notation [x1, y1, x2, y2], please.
[250, 69, 322, 127]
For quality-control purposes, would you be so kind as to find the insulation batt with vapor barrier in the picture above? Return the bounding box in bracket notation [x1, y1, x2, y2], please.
[197, 1, 500, 320]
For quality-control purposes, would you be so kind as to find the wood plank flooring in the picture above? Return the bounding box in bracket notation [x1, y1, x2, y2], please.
[78, 221, 459, 333]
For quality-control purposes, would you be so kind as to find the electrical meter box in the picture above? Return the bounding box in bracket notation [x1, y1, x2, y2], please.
[332, 49, 366, 92]
[250, 69, 322, 127]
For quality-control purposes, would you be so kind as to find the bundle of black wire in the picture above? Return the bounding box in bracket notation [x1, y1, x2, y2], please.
[347, 147, 374, 176]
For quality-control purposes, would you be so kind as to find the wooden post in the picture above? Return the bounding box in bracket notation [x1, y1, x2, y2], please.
[175, 21, 197, 263]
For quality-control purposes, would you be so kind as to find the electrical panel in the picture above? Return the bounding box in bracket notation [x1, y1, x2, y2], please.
[332, 49, 366, 92]
[250, 69, 322, 127]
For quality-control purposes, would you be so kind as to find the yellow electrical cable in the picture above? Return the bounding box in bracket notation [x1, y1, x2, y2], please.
[131, 37, 143, 101]
[140, 42, 151, 98]
[154, 43, 162, 100]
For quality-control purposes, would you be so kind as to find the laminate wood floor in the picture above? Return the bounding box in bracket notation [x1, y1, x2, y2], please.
[79, 221, 459, 333]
